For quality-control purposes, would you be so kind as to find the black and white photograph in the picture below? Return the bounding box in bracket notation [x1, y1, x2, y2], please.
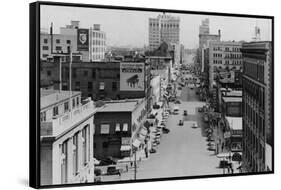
[31, 1, 273, 188]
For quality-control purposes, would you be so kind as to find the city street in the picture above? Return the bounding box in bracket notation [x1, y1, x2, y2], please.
[119, 85, 222, 181]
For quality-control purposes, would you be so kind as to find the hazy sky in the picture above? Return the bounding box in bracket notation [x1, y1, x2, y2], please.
[41, 5, 272, 49]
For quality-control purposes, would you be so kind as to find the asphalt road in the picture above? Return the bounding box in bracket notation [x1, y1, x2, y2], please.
[119, 85, 223, 181]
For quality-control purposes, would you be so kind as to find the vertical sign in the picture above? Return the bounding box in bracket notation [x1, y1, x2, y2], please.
[77, 29, 89, 51]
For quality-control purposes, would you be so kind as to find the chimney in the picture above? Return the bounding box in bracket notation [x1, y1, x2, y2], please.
[218, 29, 221, 37]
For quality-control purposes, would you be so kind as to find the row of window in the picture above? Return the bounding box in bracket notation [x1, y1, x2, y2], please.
[40, 97, 80, 122]
[43, 38, 71, 45]
[92, 47, 105, 53]
[213, 47, 241, 52]
[73, 81, 117, 91]
[92, 40, 105, 46]
[150, 22, 179, 28]
[100, 123, 128, 134]
[93, 32, 105, 39]
[244, 61, 265, 83]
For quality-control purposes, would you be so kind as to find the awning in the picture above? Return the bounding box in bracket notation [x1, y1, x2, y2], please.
[139, 127, 148, 136]
[132, 139, 141, 148]
[120, 145, 131, 151]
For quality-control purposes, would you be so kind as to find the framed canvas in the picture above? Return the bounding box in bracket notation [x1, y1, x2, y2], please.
[29, 1, 274, 188]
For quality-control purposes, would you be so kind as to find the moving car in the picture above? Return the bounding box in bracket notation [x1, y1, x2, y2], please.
[175, 100, 181, 104]
[192, 123, 198, 128]
[150, 148, 157, 153]
[183, 110, 188, 116]
[179, 120, 184, 126]
[173, 106, 180, 114]
[162, 127, 170, 134]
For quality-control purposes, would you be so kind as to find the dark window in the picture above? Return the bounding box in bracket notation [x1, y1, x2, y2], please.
[56, 39, 60, 44]
[44, 39, 48, 44]
[76, 97, 79, 106]
[92, 69, 96, 78]
[56, 46, 62, 51]
[42, 46, 49, 50]
[75, 82, 80, 91]
[72, 68, 77, 78]
[72, 98, 75, 108]
[112, 82, 117, 91]
[102, 142, 108, 148]
[66, 40, 71, 44]
[84, 70, 88, 76]
[64, 102, 69, 111]
[47, 70, 51, 76]
[94, 143, 96, 149]
[53, 106, 58, 117]
[88, 82, 92, 91]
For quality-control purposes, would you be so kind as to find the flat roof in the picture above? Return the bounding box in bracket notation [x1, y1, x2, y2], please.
[222, 97, 242, 103]
[41, 89, 81, 109]
[98, 99, 143, 112]
[222, 90, 242, 97]
[226, 117, 242, 130]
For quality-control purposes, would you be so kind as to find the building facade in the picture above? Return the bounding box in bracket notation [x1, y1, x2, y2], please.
[208, 41, 243, 91]
[40, 21, 106, 62]
[149, 14, 180, 51]
[241, 41, 272, 172]
[40, 90, 97, 185]
[93, 99, 147, 159]
[40, 60, 146, 100]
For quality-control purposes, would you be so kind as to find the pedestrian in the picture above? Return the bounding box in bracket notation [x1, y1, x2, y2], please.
[130, 161, 133, 168]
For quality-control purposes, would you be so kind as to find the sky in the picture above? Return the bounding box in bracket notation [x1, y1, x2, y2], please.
[41, 5, 272, 49]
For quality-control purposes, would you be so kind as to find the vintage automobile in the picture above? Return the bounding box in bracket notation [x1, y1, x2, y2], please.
[183, 110, 188, 116]
[179, 120, 184, 126]
[106, 166, 121, 176]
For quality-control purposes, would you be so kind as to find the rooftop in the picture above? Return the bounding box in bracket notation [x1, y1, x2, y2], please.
[222, 97, 242, 103]
[41, 89, 81, 109]
[98, 99, 144, 112]
[222, 90, 242, 97]
[226, 117, 242, 130]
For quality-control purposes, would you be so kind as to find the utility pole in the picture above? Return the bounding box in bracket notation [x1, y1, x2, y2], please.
[134, 150, 137, 180]
[69, 46, 72, 112]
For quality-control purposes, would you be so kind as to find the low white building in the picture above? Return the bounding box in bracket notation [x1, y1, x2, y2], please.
[40, 89, 97, 185]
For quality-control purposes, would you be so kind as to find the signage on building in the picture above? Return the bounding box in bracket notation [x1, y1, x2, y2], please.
[122, 137, 131, 145]
[224, 131, 231, 139]
[120, 62, 145, 91]
[77, 29, 89, 51]
[100, 124, 110, 134]
[218, 70, 235, 83]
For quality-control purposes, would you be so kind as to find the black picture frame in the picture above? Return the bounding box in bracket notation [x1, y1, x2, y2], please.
[30, 1, 274, 189]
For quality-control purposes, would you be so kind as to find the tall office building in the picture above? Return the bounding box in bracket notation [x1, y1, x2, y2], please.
[241, 41, 272, 172]
[149, 14, 180, 51]
[199, 18, 210, 35]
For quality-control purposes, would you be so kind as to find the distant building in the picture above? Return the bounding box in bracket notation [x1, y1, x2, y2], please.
[198, 19, 221, 71]
[199, 18, 210, 35]
[149, 14, 180, 51]
[40, 21, 106, 62]
[40, 89, 97, 185]
[241, 41, 272, 172]
[208, 41, 243, 91]
[93, 99, 147, 159]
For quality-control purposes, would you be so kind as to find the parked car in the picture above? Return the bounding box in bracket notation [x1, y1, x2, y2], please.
[175, 100, 181, 104]
[183, 110, 188, 116]
[106, 166, 121, 175]
[150, 148, 157, 153]
[179, 120, 184, 126]
[219, 160, 229, 168]
[178, 86, 182, 90]
[162, 127, 170, 134]
[98, 157, 117, 166]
